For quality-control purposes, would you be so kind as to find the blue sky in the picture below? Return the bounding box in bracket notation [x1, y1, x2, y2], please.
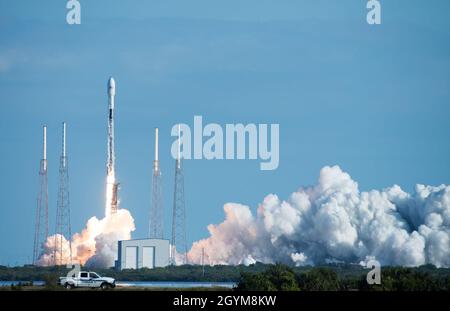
[0, 0, 449, 265]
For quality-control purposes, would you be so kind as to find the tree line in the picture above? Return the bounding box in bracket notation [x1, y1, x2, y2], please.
[236, 264, 450, 291]
[0, 263, 449, 291]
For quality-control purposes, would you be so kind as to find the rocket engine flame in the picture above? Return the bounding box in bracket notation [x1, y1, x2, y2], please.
[105, 171, 116, 217]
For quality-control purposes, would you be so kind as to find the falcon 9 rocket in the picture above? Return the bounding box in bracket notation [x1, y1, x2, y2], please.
[106, 77, 119, 215]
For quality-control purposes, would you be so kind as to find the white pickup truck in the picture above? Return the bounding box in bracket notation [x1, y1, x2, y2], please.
[59, 271, 116, 290]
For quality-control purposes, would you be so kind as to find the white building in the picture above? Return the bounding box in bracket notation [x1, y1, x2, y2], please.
[115, 238, 170, 270]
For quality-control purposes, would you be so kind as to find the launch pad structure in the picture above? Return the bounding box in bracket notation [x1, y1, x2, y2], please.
[149, 128, 164, 239]
[170, 125, 188, 265]
[31, 77, 191, 267]
[33, 126, 48, 265]
[54, 122, 72, 266]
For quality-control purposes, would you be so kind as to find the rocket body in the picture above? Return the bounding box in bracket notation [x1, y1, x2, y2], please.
[106, 77, 119, 215]
[107, 77, 115, 176]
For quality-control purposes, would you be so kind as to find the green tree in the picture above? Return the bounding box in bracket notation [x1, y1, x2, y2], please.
[264, 264, 299, 291]
[358, 267, 441, 291]
[236, 273, 277, 291]
[297, 268, 342, 291]
[236, 264, 299, 291]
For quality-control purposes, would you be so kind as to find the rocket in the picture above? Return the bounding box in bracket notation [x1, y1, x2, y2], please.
[106, 77, 119, 214]
[107, 77, 116, 176]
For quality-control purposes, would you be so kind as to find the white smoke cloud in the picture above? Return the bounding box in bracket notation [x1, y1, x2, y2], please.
[188, 166, 450, 268]
[37, 209, 135, 268]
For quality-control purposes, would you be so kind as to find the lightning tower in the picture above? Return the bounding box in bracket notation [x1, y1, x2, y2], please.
[54, 122, 72, 265]
[149, 128, 164, 239]
[33, 126, 49, 265]
[106, 77, 119, 215]
[170, 125, 188, 265]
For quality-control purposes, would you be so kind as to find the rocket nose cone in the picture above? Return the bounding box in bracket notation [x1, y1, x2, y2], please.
[108, 77, 115, 88]
[108, 77, 116, 96]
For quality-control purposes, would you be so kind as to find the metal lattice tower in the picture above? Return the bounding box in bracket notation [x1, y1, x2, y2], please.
[170, 125, 188, 265]
[54, 122, 72, 266]
[149, 128, 164, 239]
[33, 126, 49, 265]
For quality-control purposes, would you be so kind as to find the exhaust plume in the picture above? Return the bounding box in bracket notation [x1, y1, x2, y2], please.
[38, 171, 134, 268]
[37, 208, 135, 267]
[188, 166, 450, 268]
[105, 171, 118, 217]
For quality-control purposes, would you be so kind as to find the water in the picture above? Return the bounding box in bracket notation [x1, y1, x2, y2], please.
[116, 281, 236, 288]
[0, 280, 235, 288]
[0, 281, 45, 287]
